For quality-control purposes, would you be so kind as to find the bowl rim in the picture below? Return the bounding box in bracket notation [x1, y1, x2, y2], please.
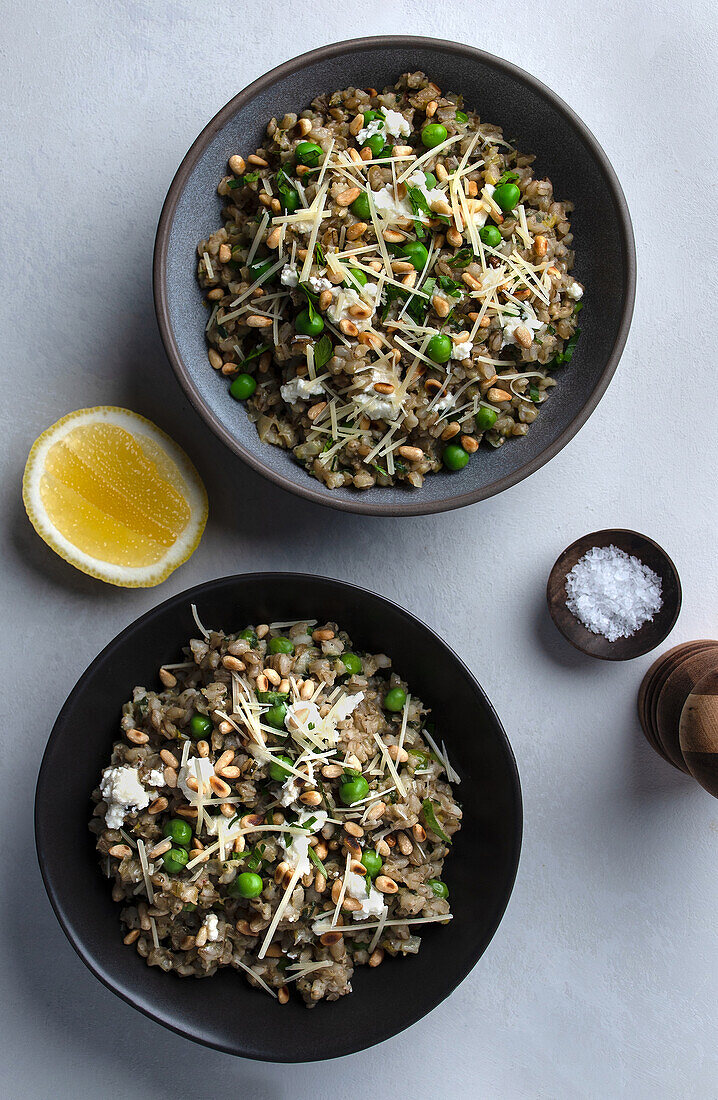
[153, 34, 636, 517]
[546, 528, 683, 661]
[34, 571, 523, 1059]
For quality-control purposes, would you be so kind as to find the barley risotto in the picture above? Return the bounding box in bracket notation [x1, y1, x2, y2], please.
[90, 611, 461, 1006]
[197, 71, 583, 489]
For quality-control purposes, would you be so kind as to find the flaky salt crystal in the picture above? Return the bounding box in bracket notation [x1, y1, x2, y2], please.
[565, 545, 663, 642]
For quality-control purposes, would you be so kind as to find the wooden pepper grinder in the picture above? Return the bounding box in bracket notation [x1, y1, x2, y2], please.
[680, 669, 718, 797]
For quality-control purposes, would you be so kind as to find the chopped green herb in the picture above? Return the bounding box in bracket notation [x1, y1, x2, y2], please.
[313, 333, 333, 371]
[238, 342, 269, 367]
[405, 185, 431, 239]
[373, 463, 388, 477]
[422, 798, 452, 844]
[529, 385, 540, 403]
[448, 247, 474, 267]
[551, 328, 581, 365]
[573, 301, 584, 314]
[496, 170, 519, 185]
[314, 241, 325, 265]
[306, 845, 327, 877]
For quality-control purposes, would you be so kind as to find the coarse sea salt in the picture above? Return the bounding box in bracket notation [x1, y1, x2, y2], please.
[565, 545, 663, 642]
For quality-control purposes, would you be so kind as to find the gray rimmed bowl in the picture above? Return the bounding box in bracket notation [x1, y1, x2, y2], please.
[154, 36, 635, 517]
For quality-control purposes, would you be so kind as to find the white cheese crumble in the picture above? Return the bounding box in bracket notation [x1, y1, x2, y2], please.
[308, 275, 332, 293]
[566, 280, 583, 300]
[177, 756, 214, 801]
[279, 776, 302, 807]
[501, 310, 544, 348]
[146, 768, 165, 789]
[406, 171, 445, 211]
[380, 107, 411, 139]
[469, 183, 495, 228]
[280, 810, 328, 876]
[344, 871, 388, 920]
[371, 185, 413, 223]
[100, 766, 152, 829]
[433, 392, 456, 414]
[280, 264, 299, 287]
[203, 913, 220, 942]
[356, 118, 384, 146]
[352, 392, 401, 422]
[450, 340, 472, 361]
[327, 286, 376, 332]
[280, 375, 325, 404]
[333, 691, 365, 722]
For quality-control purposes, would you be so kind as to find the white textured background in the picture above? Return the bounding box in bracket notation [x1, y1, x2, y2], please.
[2, 2, 718, 1097]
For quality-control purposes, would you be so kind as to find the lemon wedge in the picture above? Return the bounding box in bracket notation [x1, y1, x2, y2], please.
[22, 407, 208, 587]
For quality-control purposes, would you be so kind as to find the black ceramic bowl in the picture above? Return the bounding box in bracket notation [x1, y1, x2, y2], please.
[154, 36, 635, 517]
[35, 573, 521, 1060]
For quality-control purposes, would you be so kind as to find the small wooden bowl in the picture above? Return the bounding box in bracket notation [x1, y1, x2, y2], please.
[547, 529, 682, 661]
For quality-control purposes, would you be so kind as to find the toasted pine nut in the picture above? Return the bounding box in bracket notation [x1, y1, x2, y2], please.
[255, 673, 269, 693]
[163, 766, 178, 788]
[148, 797, 168, 815]
[382, 229, 406, 243]
[208, 347, 223, 370]
[360, 146, 372, 161]
[391, 260, 415, 274]
[375, 838, 390, 857]
[435, 162, 449, 181]
[159, 668, 176, 688]
[315, 871, 327, 893]
[430, 197, 452, 217]
[514, 324, 533, 349]
[247, 154, 267, 167]
[320, 930, 343, 946]
[240, 813, 263, 830]
[300, 790, 322, 807]
[346, 220, 367, 238]
[358, 330, 382, 349]
[461, 435, 479, 454]
[219, 802, 235, 817]
[175, 805, 198, 819]
[349, 859, 366, 875]
[339, 319, 359, 337]
[215, 749, 235, 772]
[365, 800, 386, 821]
[446, 227, 463, 248]
[206, 775, 229, 798]
[441, 421, 461, 440]
[266, 227, 281, 249]
[336, 186, 361, 207]
[108, 844, 131, 859]
[331, 879, 343, 904]
[425, 378, 443, 395]
[160, 748, 179, 768]
[197, 740, 210, 758]
[275, 861, 291, 885]
[123, 928, 141, 945]
[375, 875, 398, 894]
[425, 100, 438, 117]
[218, 720, 234, 736]
[392, 145, 413, 156]
[373, 381, 395, 394]
[195, 926, 208, 948]
[314, 841, 328, 860]
[278, 986, 290, 1005]
[313, 628, 335, 641]
[387, 743, 409, 762]
[465, 179, 478, 197]
[126, 728, 148, 745]
[246, 315, 272, 328]
[348, 303, 372, 318]
[462, 272, 482, 291]
[300, 680, 315, 700]
[402, 271, 417, 288]
[396, 831, 414, 855]
[295, 117, 312, 136]
[318, 289, 333, 311]
[412, 823, 427, 842]
[349, 114, 364, 135]
[344, 821, 364, 838]
[487, 387, 512, 403]
[233, 836, 246, 854]
[228, 154, 246, 175]
[369, 947, 385, 966]
[533, 234, 548, 257]
[206, 287, 224, 301]
[258, 192, 272, 207]
[270, 197, 282, 213]
[343, 896, 362, 912]
[148, 838, 172, 859]
[322, 763, 343, 779]
[278, 678, 290, 693]
[432, 294, 450, 318]
[514, 287, 532, 300]
[397, 446, 423, 463]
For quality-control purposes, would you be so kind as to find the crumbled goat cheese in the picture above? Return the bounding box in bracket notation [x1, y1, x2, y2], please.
[407, 171, 445, 213]
[450, 340, 472, 361]
[352, 392, 401, 422]
[566, 280, 584, 300]
[356, 118, 385, 146]
[280, 375, 325, 404]
[203, 913, 220, 942]
[565, 545, 663, 642]
[501, 310, 544, 347]
[381, 107, 411, 139]
[371, 185, 413, 223]
[100, 766, 152, 829]
[177, 756, 215, 801]
[146, 769, 165, 788]
[204, 814, 241, 839]
[308, 275, 332, 293]
[470, 183, 496, 228]
[280, 264, 299, 287]
[344, 871, 388, 920]
[327, 287, 376, 332]
[280, 810, 328, 876]
[333, 691, 365, 722]
[433, 391, 456, 413]
[279, 775, 302, 807]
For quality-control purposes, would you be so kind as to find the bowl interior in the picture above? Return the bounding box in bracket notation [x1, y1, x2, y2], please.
[35, 573, 522, 1060]
[155, 36, 635, 516]
[547, 530, 682, 660]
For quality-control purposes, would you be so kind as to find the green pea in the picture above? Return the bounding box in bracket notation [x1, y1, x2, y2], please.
[264, 703, 288, 730]
[256, 690, 289, 705]
[350, 192, 371, 220]
[363, 133, 385, 157]
[189, 712, 213, 739]
[229, 872, 264, 898]
[295, 141, 323, 167]
[427, 333, 453, 364]
[455, 111, 468, 123]
[295, 309, 324, 337]
[341, 652, 363, 675]
[344, 267, 368, 289]
[269, 636, 294, 655]
[248, 258, 274, 280]
[493, 182, 521, 211]
[339, 775, 370, 805]
[162, 847, 189, 874]
[363, 109, 381, 124]
[269, 754, 294, 782]
[238, 627, 258, 646]
[229, 373, 257, 401]
[427, 878, 449, 899]
[475, 406, 498, 431]
[384, 687, 407, 712]
[163, 818, 193, 847]
[421, 123, 448, 148]
[361, 850, 383, 878]
[479, 224, 502, 248]
[423, 171, 438, 189]
[443, 443, 470, 471]
[281, 188, 299, 213]
[402, 241, 429, 271]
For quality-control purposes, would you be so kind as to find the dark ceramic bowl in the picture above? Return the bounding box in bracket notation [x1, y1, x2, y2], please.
[154, 36, 635, 517]
[35, 573, 522, 1060]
